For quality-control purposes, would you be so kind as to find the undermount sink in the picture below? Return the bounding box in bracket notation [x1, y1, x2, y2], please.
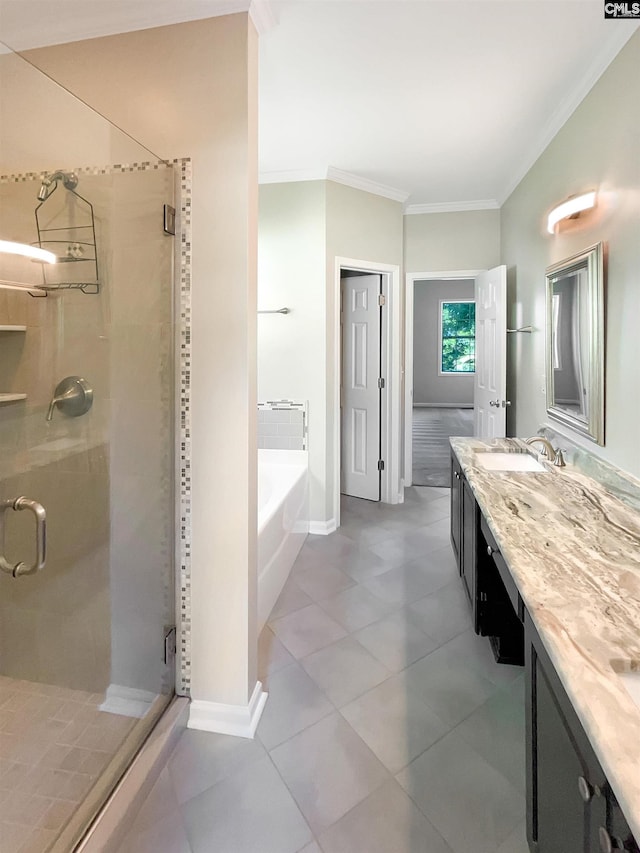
[611, 662, 640, 710]
[475, 452, 547, 472]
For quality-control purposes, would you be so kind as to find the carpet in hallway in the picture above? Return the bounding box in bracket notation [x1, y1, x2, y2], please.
[412, 406, 474, 487]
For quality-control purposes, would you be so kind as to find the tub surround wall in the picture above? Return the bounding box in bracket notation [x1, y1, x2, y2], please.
[257, 402, 306, 451]
[501, 30, 640, 478]
[21, 14, 262, 726]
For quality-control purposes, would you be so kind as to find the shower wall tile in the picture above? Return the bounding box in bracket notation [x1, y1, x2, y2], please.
[0, 160, 181, 705]
[0, 464, 110, 692]
[107, 165, 175, 700]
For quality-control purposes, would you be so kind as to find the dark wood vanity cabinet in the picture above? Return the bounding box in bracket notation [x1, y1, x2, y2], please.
[449, 450, 522, 656]
[450, 452, 479, 606]
[460, 477, 477, 605]
[478, 515, 524, 664]
[450, 453, 463, 566]
[525, 611, 639, 853]
[609, 796, 640, 853]
[449, 448, 638, 853]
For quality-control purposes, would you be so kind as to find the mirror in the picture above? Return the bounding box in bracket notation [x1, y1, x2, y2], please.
[545, 242, 605, 444]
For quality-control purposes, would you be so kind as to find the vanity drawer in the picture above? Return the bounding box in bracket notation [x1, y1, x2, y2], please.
[481, 515, 524, 621]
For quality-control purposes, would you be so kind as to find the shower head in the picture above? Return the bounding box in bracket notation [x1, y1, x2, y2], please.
[37, 170, 78, 201]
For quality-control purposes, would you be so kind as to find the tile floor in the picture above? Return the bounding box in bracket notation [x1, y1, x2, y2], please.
[119, 487, 529, 853]
[0, 677, 136, 853]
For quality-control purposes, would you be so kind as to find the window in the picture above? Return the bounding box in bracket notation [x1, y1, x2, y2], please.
[439, 300, 476, 374]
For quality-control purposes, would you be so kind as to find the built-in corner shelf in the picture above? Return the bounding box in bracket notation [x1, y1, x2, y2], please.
[0, 325, 27, 332]
[0, 394, 27, 404]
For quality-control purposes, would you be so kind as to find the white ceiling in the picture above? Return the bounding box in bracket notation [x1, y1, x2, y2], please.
[0, 0, 637, 208]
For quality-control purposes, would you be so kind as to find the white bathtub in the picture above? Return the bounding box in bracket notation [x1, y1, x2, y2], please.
[257, 449, 309, 633]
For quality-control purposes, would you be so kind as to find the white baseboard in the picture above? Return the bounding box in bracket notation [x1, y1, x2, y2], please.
[309, 518, 337, 535]
[188, 681, 268, 739]
[99, 684, 158, 719]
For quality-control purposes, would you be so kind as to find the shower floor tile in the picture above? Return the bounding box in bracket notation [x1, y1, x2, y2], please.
[0, 677, 136, 853]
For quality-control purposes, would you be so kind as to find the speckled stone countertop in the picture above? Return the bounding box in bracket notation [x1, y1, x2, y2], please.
[450, 436, 640, 840]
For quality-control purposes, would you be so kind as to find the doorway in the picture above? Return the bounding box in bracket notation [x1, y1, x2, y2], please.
[404, 270, 482, 487]
[404, 266, 508, 487]
[333, 258, 402, 527]
[340, 271, 383, 501]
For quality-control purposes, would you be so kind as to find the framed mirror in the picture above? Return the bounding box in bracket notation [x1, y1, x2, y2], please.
[545, 242, 605, 445]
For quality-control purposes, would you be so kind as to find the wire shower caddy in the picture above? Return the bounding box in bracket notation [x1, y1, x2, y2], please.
[34, 175, 100, 294]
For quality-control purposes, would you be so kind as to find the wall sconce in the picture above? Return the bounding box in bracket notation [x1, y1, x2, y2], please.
[547, 191, 597, 234]
[0, 239, 56, 264]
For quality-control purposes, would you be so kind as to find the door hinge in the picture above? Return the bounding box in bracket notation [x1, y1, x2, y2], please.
[163, 204, 176, 235]
[377, 377, 385, 390]
[377, 459, 385, 471]
[378, 294, 386, 307]
[164, 625, 177, 665]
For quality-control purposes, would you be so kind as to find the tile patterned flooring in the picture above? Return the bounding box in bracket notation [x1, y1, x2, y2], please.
[119, 488, 529, 853]
[0, 677, 136, 853]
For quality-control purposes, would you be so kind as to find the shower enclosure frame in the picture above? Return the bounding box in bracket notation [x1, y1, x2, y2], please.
[0, 156, 193, 853]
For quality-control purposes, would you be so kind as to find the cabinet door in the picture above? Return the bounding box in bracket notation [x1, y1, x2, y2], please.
[534, 657, 588, 853]
[607, 796, 640, 853]
[450, 453, 462, 571]
[461, 477, 476, 606]
[526, 613, 607, 853]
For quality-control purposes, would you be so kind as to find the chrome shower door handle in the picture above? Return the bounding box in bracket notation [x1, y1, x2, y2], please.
[0, 497, 47, 577]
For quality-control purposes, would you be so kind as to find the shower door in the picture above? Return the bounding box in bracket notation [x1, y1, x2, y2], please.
[0, 162, 177, 853]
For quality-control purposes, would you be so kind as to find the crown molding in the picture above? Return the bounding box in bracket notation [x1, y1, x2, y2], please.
[326, 167, 409, 203]
[0, 0, 262, 51]
[404, 200, 500, 215]
[498, 23, 639, 205]
[259, 168, 329, 184]
[249, 0, 278, 36]
[259, 166, 409, 203]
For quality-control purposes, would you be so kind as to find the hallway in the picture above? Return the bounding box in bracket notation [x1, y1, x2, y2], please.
[412, 407, 474, 487]
[120, 488, 527, 853]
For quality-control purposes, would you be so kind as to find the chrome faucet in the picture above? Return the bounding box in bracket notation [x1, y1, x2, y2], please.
[525, 436, 566, 467]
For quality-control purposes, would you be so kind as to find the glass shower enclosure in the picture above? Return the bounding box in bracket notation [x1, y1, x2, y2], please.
[0, 44, 177, 852]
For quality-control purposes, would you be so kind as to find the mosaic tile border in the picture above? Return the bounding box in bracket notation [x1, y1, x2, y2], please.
[0, 159, 193, 696]
[0, 160, 175, 183]
[176, 158, 192, 696]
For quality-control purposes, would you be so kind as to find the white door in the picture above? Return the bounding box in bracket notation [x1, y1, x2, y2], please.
[341, 274, 381, 501]
[474, 265, 508, 437]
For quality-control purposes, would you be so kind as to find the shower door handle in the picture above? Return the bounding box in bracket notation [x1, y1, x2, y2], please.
[0, 497, 47, 577]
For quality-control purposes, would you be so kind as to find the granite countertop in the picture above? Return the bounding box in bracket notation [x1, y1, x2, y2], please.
[450, 436, 640, 840]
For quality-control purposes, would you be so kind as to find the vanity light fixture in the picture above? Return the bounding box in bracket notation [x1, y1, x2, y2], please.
[547, 191, 596, 234]
[0, 240, 57, 264]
